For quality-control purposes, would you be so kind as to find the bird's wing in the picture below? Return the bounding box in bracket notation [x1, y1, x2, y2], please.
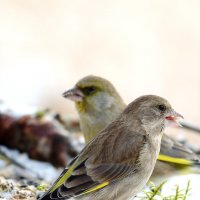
[39, 128, 147, 200]
[158, 134, 200, 165]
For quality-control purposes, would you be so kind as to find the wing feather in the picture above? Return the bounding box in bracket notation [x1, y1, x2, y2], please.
[39, 124, 147, 200]
[159, 134, 200, 165]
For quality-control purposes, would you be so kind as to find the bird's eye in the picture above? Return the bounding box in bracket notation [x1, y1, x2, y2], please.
[82, 86, 97, 95]
[157, 104, 166, 112]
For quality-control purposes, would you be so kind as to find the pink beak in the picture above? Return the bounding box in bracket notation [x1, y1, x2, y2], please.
[165, 110, 184, 126]
[62, 88, 84, 102]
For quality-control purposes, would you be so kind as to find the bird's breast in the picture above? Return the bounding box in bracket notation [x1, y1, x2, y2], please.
[138, 134, 162, 175]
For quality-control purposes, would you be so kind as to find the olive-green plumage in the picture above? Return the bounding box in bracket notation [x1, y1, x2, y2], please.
[63, 75, 200, 181]
[40, 95, 179, 200]
[75, 76, 126, 143]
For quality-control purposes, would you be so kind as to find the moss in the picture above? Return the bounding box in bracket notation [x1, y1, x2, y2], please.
[142, 180, 191, 200]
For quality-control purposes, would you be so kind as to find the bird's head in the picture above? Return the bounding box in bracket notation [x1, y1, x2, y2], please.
[62, 75, 125, 114]
[124, 95, 183, 133]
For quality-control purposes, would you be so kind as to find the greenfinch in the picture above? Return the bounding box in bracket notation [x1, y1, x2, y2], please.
[63, 75, 200, 180]
[39, 95, 181, 200]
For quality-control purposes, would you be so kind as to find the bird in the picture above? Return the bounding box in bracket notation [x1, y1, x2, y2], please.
[39, 95, 182, 200]
[63, 75, 200, 180]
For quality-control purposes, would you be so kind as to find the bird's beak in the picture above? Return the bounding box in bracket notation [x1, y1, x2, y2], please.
[165, 110, 184, 127]
[62, 88, 84, 102]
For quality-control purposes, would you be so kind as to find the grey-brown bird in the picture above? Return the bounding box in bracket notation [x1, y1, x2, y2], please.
[39, 95, 181, 200]
[63, 75, 200, 180]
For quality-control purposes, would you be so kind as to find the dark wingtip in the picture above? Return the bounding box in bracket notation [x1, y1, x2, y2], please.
[37, 193, 51, 200]
[192, 159, 200, 166]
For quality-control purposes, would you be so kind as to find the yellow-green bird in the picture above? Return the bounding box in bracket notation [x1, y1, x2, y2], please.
[63, 75, 200, 180]
[39, 95, 182, 200]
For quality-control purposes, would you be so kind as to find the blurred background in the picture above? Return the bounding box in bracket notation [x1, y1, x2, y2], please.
[0, 0, 200, 199]
[0, 0, 200, 122]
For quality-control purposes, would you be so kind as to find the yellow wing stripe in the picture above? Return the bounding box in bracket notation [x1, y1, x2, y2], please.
[158, 154, 191, 165]
[50, 163, 76, 193]
[81, 181, 109, 195]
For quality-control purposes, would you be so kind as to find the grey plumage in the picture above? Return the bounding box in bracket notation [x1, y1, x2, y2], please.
[39, 95, 179, 200]
[63, 75, 200, 181]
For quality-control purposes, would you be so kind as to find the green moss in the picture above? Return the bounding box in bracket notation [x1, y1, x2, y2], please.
[36, 184, 49, 191]
[142, 180, 191, 200]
